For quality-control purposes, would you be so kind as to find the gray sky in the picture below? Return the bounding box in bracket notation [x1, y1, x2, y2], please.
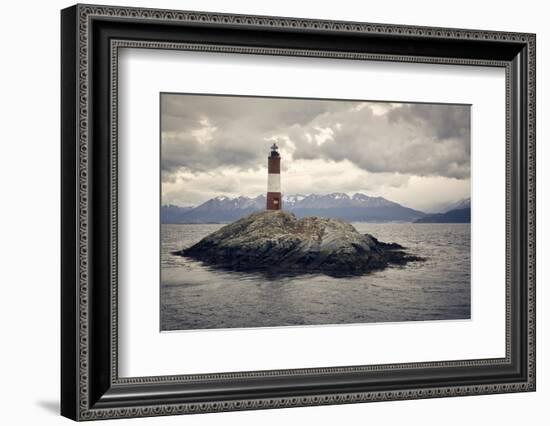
[161, 93, 470, 213]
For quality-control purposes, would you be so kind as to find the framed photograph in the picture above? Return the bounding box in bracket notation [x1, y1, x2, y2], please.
[61, 4, 536, 421]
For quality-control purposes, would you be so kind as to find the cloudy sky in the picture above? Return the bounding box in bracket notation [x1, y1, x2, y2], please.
[161, 93, 470, 213]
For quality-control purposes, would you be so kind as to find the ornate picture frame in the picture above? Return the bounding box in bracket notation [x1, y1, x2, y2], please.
[61, 4, 535, 421]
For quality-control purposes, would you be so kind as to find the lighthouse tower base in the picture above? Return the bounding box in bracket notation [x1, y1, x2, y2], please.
[266, 192, 282, 210]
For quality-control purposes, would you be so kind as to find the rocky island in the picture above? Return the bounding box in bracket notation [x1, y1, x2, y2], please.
[174, 211, 424, 276]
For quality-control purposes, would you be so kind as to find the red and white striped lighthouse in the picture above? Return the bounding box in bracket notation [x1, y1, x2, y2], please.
[266, 143, 282, 210]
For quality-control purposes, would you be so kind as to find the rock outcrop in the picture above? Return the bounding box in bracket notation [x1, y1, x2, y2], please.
[175, 211, 423, 276]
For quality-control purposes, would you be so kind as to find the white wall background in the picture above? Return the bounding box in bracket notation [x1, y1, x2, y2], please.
[0, 0, 547, 424]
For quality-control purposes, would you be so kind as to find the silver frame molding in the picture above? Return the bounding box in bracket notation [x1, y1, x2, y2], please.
[61, 3, 536, 421]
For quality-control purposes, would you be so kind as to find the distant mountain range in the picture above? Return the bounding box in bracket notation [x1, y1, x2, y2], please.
[414, 198, 471, 223]
[160, 205, 194, 224]
[447, 197, 471, 211]
[161, 193, 427, 224]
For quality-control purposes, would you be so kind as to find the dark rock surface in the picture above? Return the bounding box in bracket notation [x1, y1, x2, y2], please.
[174, 211, 424, 276]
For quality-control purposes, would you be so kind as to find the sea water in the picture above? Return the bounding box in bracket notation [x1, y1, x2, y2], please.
[160, 223, 470, 330]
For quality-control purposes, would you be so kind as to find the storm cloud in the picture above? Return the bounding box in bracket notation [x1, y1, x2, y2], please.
[160, 93, 471, 211]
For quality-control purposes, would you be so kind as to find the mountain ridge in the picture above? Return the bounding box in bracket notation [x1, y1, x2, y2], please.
[162, 193, 426, 224]
[414, 199, 471, 223]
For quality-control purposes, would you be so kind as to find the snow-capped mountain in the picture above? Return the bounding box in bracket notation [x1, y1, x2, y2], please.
[450, 197, 471, 210]
[432, 197, 471, 214]
[282, 194, 307, 207]
[161, 193, 426, 224]
[415, 197, 471, 223]
[192, 195, 264, 212]
[280, 193, 398, 209]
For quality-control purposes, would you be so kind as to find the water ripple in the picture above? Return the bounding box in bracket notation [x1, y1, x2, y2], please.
[161, 223, 470, 330]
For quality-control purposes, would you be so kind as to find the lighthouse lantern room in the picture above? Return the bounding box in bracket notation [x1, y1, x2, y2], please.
[266, 143, 282, 210]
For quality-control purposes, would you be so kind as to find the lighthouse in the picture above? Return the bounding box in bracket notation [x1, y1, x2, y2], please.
[266, 143, 282, 210]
